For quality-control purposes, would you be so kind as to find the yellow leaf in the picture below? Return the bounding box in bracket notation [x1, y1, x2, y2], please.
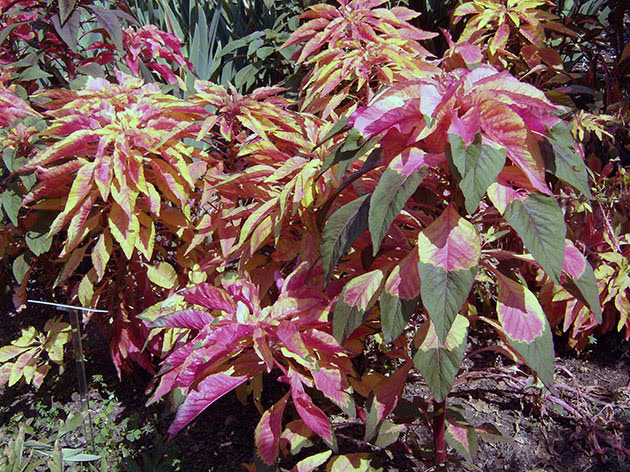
[79, 272, 94, 307]
[146, 261, 178, 289]
[92, 230, 113, 282]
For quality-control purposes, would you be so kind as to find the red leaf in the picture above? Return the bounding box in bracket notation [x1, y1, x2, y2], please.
[364, 361, 411, 440]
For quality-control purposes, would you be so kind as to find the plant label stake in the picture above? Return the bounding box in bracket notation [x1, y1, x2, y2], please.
[27, 300, 107, 452]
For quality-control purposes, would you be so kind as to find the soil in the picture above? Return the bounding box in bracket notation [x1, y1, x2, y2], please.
[1, 302, 629, 472]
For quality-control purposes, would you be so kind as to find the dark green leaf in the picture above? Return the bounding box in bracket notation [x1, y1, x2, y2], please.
[369, 154, 427, 255]
[448, 135, 507, 214]
[544, 123, 591, 198]
[380, 294, 417, 343]
[319, 129, 380, 179]
[0, 188, 21, 226]
[58, 0, 76, 25]
[322, 195, 370, 280]
[418, 263, 475, 345]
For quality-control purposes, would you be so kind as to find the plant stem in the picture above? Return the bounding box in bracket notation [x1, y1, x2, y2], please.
[433, 399, 447, 467]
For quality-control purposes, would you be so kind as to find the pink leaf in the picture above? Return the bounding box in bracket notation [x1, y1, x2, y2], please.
[168, 372, 250, 437]
[496, 272, 554, 387]
[179, 283, 237, 314]
[276, 321, 309, 357]
[148, 309, 214, 329]
[289, 370, 334, 443]
[255, 392, 290, 465]
[417, 205, 481, 272]
[562, 240, 586, 278]
[311, 363, 354, 415]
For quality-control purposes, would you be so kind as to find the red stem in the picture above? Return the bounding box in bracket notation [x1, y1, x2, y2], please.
[433, 399, 447, 467]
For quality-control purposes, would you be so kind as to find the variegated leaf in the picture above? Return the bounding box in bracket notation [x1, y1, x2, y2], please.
[413, 315, 468, 402]
[496, 272, 554, 388]
[333, 270, 384, 344]
[417, 205, 479, 342]
[380, 250, 420, 343]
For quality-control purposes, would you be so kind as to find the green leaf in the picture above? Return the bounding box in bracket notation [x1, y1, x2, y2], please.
[25, 212, 56, 256]
[380, 250, 421, 343]
[333, 270, 384, 344]
[320, 129, 380, 179]
[449, 135, 507, 214]
[380, 294, 417, 344]
[502, 193, 566, 285]
[413, 315, 469, 402]
[0, 187, 21, 226]
[448, 134, 481, 179]
[322, 195, 370, 280]
[369, 150, 428, 255]
[318, 116, 349, 149]
[13, 253, 30, 284]
[19, 66, 52, 81]
[572, 263, 601, 322]
[544, 123, 591, 198]
[0, 22, 25, 46]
